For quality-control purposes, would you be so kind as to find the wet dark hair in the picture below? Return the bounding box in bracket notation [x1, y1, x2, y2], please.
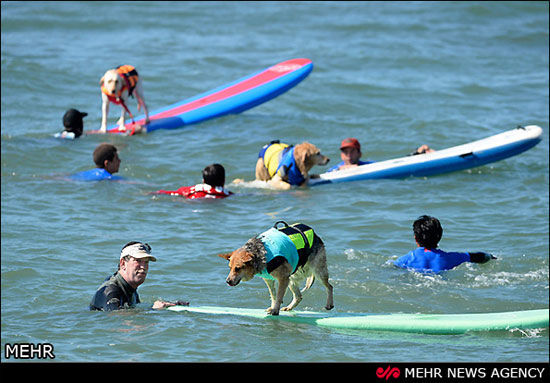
[413, 215, 443, 249]
[202, 163, 225, 187]
[93, 144, 118, 168]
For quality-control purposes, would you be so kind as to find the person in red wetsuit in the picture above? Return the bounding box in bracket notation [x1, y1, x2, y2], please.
[154, 163, 233, 199]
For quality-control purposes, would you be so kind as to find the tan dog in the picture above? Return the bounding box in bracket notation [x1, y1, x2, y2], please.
[218, 222, 334, 316]
[252, 141, 329, 190]
[99, 65, 149, 132]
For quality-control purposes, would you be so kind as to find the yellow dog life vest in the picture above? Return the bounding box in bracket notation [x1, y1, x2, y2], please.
[262, 142, 290, 178]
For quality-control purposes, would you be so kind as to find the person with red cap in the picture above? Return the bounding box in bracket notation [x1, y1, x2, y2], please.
[326, 138, 373, 172]
[327, 138, 435, 172]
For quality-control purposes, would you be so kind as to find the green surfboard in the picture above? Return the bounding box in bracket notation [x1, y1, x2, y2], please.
[167, 305, 548, 335]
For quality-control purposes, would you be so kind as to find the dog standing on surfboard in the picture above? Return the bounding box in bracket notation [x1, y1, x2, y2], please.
[99, 65, 150, 133]
[219, 221, 334, 316]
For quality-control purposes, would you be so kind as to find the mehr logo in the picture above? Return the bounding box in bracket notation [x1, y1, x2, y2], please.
[4, 343, 55, 359]
[377, 365, 401, 380]
[269, 64, 302, 73]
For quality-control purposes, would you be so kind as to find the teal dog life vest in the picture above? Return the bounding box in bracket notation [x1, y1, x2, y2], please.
[257, 222, 315, 280]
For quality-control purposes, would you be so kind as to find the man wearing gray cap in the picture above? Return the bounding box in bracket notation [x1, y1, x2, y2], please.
[90, 241, 188, 311]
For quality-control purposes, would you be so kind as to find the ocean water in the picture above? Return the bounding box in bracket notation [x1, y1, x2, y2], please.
[1, 1, 548, 363]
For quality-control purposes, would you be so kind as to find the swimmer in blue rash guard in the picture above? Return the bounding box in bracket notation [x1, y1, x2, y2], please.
[70, 143, 123, 181]
[393, 215, 496, 273]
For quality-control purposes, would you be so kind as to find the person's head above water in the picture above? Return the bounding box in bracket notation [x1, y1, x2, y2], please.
[339, 137, 362, 165]
[413, 215, 443, 249]
[93, 143, 121, 174]
[202, 163, 226, 187]
[118, 241, 156, 289]
[62, 109, 88, 138]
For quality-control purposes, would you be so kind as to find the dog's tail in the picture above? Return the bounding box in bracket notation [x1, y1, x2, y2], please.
[301, 275, 315, 293]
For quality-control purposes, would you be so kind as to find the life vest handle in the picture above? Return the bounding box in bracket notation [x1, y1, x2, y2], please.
[273, 220, 289, 229]
[273, 221, 311, 252]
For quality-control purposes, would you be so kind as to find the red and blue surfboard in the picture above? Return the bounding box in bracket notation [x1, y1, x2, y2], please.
[87, 58, 313, 135]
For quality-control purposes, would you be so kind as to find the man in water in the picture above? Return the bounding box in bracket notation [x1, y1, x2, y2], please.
[327, 138, 435, 172]
[90, 241, 188, 311]
[326, 138, 373, 172]
[393, 215, 496, 273]
[70, 143, 123, 181]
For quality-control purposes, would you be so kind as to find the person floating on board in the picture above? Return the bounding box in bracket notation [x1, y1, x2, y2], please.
[70, 143, 123, 181]
[326, 138, 373, 172]
[90, 241, 188, 311]
[153, 163, 233, 199]
[393, 215, 496, 273]
[55, 109, 88, 139]
[326, 138, 435, 172]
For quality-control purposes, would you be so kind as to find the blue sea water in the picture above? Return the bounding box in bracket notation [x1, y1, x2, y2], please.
[1, 1, 548, 363]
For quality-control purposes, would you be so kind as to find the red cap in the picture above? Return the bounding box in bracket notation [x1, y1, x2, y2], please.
[340, 137, 361, 151]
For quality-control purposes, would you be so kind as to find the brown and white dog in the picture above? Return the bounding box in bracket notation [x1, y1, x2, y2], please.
[218, 222, 334, 315]
[99, 65, 149, 132]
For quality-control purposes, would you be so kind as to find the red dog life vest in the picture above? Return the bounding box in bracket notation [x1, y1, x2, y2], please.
[101, 65, 139, 105]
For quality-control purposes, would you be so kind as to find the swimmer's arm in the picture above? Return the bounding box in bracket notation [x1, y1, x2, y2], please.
[152, 299, 189, 310]
[469, 252, 497, 263]
[409, 144, 435, 156]
[90, 286, 126, 311]
[104, 298, 124, 311]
